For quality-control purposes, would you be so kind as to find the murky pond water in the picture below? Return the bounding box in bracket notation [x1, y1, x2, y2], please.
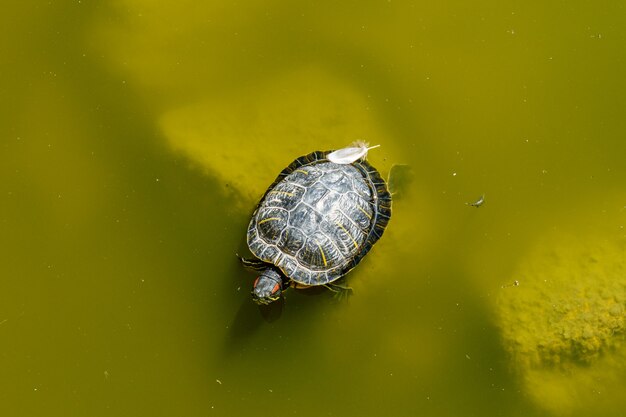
[1, 2, 625, 416]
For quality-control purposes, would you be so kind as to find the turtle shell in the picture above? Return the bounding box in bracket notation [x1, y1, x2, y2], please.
[247, 150, 391, 286]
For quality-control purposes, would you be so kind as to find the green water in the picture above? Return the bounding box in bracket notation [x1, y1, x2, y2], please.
[1, 2, 625, 416]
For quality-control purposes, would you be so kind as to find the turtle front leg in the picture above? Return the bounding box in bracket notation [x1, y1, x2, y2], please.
[237, 254, 268, 272]
[324, 280, 353, 301]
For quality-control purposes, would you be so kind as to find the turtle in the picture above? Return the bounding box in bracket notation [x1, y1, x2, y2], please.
[241, 150, 392, 305]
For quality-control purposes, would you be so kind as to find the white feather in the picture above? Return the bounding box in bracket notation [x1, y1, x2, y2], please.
[327, 143, 380, 164]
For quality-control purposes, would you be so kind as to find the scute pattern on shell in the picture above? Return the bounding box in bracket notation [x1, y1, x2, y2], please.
[247, 150, 391, 286]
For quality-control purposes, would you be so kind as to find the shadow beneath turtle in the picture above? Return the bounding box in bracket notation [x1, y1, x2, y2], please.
[220, 293, 284, 358]
[258, 297, 284, 322]
[220, 245, 342, 360]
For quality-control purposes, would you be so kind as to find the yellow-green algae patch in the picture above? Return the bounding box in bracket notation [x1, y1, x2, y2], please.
[497, 235, 626, 414]
[159, 69, 401, 207]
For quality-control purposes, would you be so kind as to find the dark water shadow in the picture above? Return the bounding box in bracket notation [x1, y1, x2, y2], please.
[220, 257, 341, 360]
[219, 294, 287, 360]
[219, 248, 287, 359]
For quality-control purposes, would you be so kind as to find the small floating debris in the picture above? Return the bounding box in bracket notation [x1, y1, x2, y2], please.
[501, 280, 520, 289]
[328, 142, 380, 164]
[466, 194, 485, 208]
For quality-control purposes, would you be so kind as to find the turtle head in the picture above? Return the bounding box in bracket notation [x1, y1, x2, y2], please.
[251, 268, 284, 305]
